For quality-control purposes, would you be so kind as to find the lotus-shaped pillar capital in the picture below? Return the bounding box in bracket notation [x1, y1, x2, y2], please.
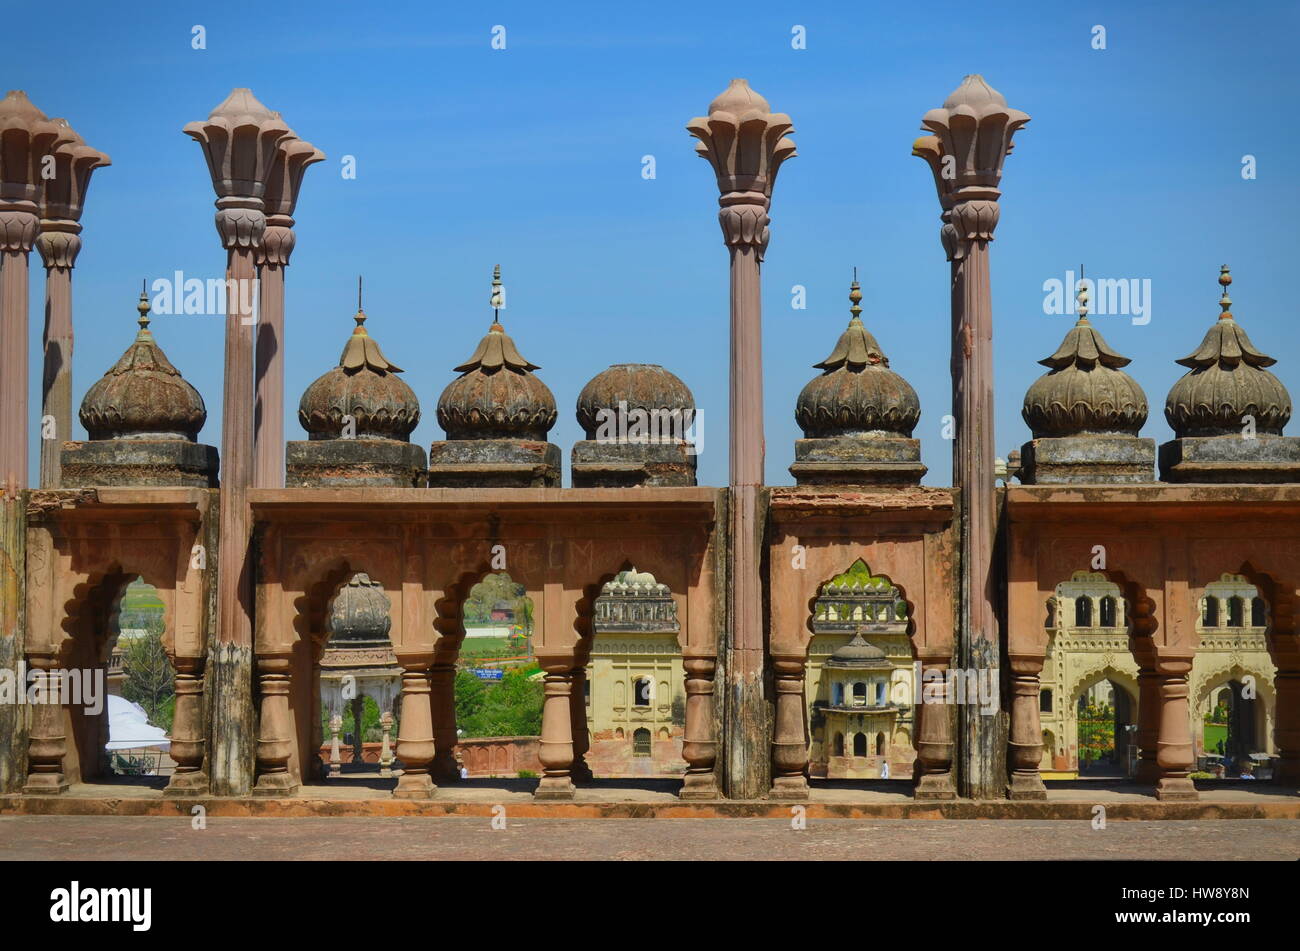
[183, 87, 292, 202]
[264, 133, 325, 220]
[39, 118, 111, 224]
[686, 78, 796, 198]
[919, 74, 1029, 194]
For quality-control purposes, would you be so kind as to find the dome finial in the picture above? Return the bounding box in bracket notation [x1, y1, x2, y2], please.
[137, 279, 151, 331]
[1218, 264, 1233, 320]
[354, 275, 367, 333]
[489, 264, 504, 325]
[1076, 264, 1089, 323]
[849, 268, 863, 321]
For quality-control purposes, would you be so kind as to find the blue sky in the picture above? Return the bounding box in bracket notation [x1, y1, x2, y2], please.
[11, 0, 1300, 487]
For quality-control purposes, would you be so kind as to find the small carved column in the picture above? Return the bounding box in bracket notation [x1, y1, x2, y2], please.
[914, 657, 957, 799]
[1006, 651, 1047, 799]
[379, 711, 395, 777]
[36, 118, 110, 488]
[568, 663, 594, 784]
[393, 655, 437, 799]
[186, 89, 292, 797]
[23, 651, 69, 794]
[535, 660, 576, 800]
[255, 135, 322, 489]
[687, 79, 795, 800]
[0, 91, 60, 491]
[770, 654, 809, 799]
[429, 662, 459, 782]
[252, 651, 298, 796]
[1271, 633, 1300, 784]
[1153, 652, 1199, 801]
[163, 655, 209, 795]
[350, 695, 365, 765]
[680, 655, 719, 799]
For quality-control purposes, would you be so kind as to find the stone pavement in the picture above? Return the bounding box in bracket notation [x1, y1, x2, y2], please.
[2, 816, 1297, 861]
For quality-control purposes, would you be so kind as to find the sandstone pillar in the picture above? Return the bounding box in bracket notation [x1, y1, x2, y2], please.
[1153, 653, 1198, 800]
[914, 76, 1028, 798]
[680, 655, 720, 798]
[394, 658, 437, 799]
[1134, 664, 1162, 783]
[429, 662, 459, 782]
[687, 79, 796, 799]
[535, 661, 576, 799]
[0, 494, 26, 793]
[22, 651, 69, 794]
[163, 656, 209, 795]
[1271, 633, 1300, 784]
[568, 664, 593, 784]
[1006, 651, 1047, 799]
[185, 89, 292, 796]
[36, 118, 110, 488]
[913, 657, 956, 799]
[255, 135, 322, 489]
[252, 651, 298, 795]
[769, 654, 809, 799]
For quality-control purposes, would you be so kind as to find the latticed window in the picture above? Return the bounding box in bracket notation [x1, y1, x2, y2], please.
[632, 728, 651, 756]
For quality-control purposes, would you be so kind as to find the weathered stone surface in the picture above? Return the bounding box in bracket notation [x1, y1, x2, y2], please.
[428, 439, 560, 487]
[60, 439, 218, 488]
[286, 438, 426, 487]
[1019, 435, 1155, 484]
[790, 435, 926, 487]
[571, 439, 696, 487]
[0, 494, 28, 794]
[1159, 434, 1300, 484]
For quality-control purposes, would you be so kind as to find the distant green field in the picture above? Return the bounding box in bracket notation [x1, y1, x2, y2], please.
[459, 637, 525, 659]
[1203, 724, 1228, 752]
[121, 580, 165, 612]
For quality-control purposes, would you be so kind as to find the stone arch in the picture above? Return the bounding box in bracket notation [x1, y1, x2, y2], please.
[1193, 663, 1276, 723]
[1064, 665, 1140, 712]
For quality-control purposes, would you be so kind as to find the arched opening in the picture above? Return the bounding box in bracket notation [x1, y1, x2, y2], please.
[1203, 597, 1220, 627]
[833, 732, 844, 756]
[1227, 597, 1245, 628]
[632, 728, 652, 757]
[1099, 596, 1117, 628]
[101, 578, 175, 787]
[852, 681, 866, 705]
[852, 733, 867, 757]
[875, 733, 885, 755]
[452, 571, 542, 785]
[1075, 679, 1135, 778]
[1074, 597, 1092, 627]
[1202, 680, 1265, 778]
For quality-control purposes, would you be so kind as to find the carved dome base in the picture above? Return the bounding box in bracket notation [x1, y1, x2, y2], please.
[571, 439, 697, 488]
[1018, 435, 1155, 485]
[286, 439, 427, 488]
[1159, 435, 1300, 484]
[60, 439, 219, 488]
[428, 439, 560, 488]
[790, 436, 925, 488]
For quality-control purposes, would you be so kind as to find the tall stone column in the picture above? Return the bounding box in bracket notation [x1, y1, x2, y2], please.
[568, 664, 594, 784]
[185, 89, 292, 796]
[680, 655, 719, 798]
[429, 662, 460, 782]
[1006, 651, 1046, 799]
[1153, 653, 1198, 801]
[36, 118, 110, 488]
[770, 654, 809, 798]
[255, 135, 323, 489]
[687, 79, 795, 800]
[535, 660, 576, 799]
[1271, 633, 1300, 785]
[914, 76, 1028, 798]
[251, 651, 298, 795]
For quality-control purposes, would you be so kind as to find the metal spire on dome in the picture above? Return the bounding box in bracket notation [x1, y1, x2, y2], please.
[1218, 264, 1233, 320]
[137, 279, 151, 331]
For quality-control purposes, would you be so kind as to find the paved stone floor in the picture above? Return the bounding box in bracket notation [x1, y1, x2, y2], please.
[2, 815, 1297, 860]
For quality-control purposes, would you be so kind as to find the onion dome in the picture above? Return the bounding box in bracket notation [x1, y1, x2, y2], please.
[1022, 279, 1148, 437]
[326, 572, 392, 643]
[298, 289, 420, 441]
[80, 289, 207, 440]
[436, 265, 557, 439]
[795, 276, 920, 438]
[824, 630, 890, 670]
[575, 364, 695, 439]
[1165, 266, 1292, 437]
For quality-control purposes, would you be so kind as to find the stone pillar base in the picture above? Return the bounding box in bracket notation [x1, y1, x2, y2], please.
[790, 436, 926, 487]
[286, 439, 427, 487]
[914, 772, 956, 800]
[1006, 773, 1047, 800]
[428, 439, 561, 488]
[252, 773, 300, 797]
[23, 775, 68, 796]
[769, 776, 809, 800]
[393, 774, 436, 799]
[534, 778, 575, 800]
[679, 773, 720, 800]
[1018, 436, 1155, 484]
[60, 439, 219, 488]
[1155, 777, 1199, 801]
[163, 771, 210, 797]
[571, 439, 697, 487]
[1159, 434, 1300, 483]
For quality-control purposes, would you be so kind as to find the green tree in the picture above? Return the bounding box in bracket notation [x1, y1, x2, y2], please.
[121, 620, 175, 733]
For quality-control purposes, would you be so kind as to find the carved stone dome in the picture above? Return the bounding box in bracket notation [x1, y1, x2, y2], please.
[1164, 268, 1291, 438]
[437, 321, 557, 440]
[824, 631, 890, 670]
[795, 281, 920, 438]
[326, 572, 392, 643]
[1023, 316, 1148, 437]
[298, 308, 420, 441]
[79, 292, 207, 440]
[575, 364, 695, 439]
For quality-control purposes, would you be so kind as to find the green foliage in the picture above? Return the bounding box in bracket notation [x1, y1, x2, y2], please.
[463, 572, 532, 634]
[517, 769, 538, 779]
[322, 694, 394, 744]
[455, 663, 543, 738]
[1076, 700, 1115, 763]
[120, 611, 175, 733]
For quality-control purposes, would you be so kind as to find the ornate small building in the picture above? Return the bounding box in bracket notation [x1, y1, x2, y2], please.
[791, 277, 925, 486]
[287, 295, 425, 487]
[572, 364, 697, 486]
[61, 290, 218, 487]
[1019, 279, 1154, 483]
[429, 266, 561, 487]
[1160, 266, 1298, 482]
